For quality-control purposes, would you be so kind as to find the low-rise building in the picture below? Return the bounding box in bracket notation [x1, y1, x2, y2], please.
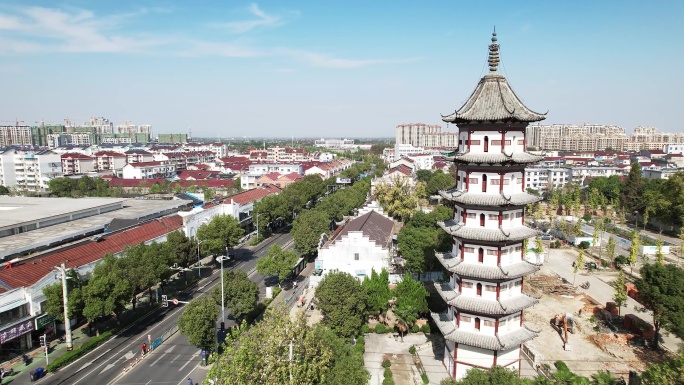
[313, 207, 401, 286]
[121, 161, 175, 179]
[61, 153, 96, 176]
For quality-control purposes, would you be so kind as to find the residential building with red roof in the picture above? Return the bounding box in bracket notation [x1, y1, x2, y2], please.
[61, 153, 96, 175]
[94, 151, 127, 171]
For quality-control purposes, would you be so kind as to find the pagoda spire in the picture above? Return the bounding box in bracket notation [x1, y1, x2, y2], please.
[488, 27, 500, 72]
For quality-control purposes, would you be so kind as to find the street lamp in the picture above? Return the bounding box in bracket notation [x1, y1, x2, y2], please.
[196, 239, 206, 277]
[216, 251, 231, 331]
[54, 263, 74, 351]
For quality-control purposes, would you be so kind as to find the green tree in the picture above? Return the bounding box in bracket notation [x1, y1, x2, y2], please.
[0, 185, 10, 195]
[397, 225, 436, 273]
[212, 270, 259, 323]
[166, 230, 198, 269]
[440, 365, 523, 385]
[196, 214, 244, 257]
[636, 263, 684, 349]
[395, 275, 429, 315]
[628, 230, 640, 274]
[42, 269, 88, 322]
[426, 170, 455, 196]
[315, 272, 368, 338]
[621, 162, 643, 211]
[82, 254, 131, 334]
[573, 250, 584, 285]
[362, 269, 392, 318]
[178, 296, 220, 350]
[257, 244, 300, 284]
[640, 354, 684, 385]
[393, 304, 416, 342]
[613, 270, 627, 316]
[534, 237, 544, 254]
[606, 236, 616, 262]
[655, 237, 665, 265]
[292, 210, 330, 257]
[372, 177, 424, 222]
[415, 169, 433, 183]
[207, 306, 369, 385]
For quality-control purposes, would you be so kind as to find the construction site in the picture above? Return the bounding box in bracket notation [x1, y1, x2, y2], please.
[522, 264, 672, 379]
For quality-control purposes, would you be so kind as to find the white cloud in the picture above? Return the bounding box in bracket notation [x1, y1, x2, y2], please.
[209, 3, 290, 34]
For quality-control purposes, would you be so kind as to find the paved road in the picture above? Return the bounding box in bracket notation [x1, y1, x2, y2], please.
[544, 248, 681, 352]
[36, 232, 292, 385]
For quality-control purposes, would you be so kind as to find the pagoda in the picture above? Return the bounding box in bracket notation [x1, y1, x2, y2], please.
[430, 31, 546, 379]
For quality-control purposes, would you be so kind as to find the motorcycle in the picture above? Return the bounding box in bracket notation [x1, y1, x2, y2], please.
[580, 281, 590, 289]
[1, 367, 14, 380]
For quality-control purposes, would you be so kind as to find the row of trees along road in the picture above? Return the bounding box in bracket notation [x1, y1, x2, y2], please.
[42, 231, 198, 335]
[177, 158, 381, 350]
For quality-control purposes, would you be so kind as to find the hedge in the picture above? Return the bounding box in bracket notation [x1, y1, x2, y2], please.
[46, 330, 115, 373]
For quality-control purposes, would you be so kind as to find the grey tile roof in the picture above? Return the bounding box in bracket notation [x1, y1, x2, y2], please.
[431, 312, 538, 350]
[433, 282, 539, 315]
[324, 210, 396, 249]
[441, 72, 546, 123]
[434, 252, 540, 280]
[438, 189, 541, 207]
[437, 220, 541, 242]
[444, 152, 543, 165]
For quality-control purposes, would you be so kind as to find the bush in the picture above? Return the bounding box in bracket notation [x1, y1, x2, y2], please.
[272, 286, 282, 299]
[409, 345, 416, 355]
[421, 373, 429, 384]
[361, 324, 371, 334]
[578, 241, 591, 249]
[615, 255, 629, 268]
[582, 213, 593, 222]
[382, 358, 392, 368]
[410, 325, 420, 333]
[421, 324, 431, 333]
[600, 258, 609, 268]
[46, 330, 115, 372]
[551, 240, 562, 249]
[375, 323, 387, 334]
[554, 360, 570, 372]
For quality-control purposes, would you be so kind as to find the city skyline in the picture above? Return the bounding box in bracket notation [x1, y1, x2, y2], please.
[0, 1, 682, 137]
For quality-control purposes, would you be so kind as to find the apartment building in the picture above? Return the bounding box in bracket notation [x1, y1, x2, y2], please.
[0, 125, 33, 147]
[395, 123, 442, 147]
[266, 146, 308, 163]
[314, 138, 355, 149]
[13, 151, 62, 192]
[184, 143, 227, 158]
[125, 149, 155, 164]
[524, 167, 572, 194]
[61, 153, 96, 176]
[526, 124, 627, 151]
[0, 149, 17, 187]
[419, 131, 459, 148]
[94, 151, 127, 171]
[121, 161, 175, 179]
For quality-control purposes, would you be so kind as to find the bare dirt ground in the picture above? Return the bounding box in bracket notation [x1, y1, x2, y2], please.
[524, 264, 670, 379]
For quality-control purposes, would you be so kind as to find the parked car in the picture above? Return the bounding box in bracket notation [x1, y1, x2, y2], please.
[540, 234, 553, 241]
[584, 261, 598, 270]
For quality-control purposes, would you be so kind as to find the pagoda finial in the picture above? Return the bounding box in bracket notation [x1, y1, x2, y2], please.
[488, 27, 500, 72]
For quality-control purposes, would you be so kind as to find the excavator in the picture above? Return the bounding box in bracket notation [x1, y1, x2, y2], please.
[551, 313, 575, 351]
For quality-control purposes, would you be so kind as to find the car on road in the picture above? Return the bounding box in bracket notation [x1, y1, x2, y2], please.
[540, 234, 553, 241]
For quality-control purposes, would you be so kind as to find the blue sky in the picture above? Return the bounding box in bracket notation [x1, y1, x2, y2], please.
[0, 1, 682, 139]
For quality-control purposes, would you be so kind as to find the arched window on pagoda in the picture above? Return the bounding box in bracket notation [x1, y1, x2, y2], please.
[482, 174, 487, 192]
[478, 248, 484, 263]
[484, 136, 489, 152]
[479, 214, 485, 227]
[476, 283, 483, 296]
[475, 317, 481, 330]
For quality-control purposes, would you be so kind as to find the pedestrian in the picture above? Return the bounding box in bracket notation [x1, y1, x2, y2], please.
[188, 378, 193, 385]
[142, 343, 147, 356]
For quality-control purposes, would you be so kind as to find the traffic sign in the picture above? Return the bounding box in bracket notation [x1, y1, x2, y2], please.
[172, 298, 179, 305]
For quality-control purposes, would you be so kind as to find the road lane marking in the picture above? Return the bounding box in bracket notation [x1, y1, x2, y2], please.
[177, 363, 199, 385]
[171, 354, 181, 363]
[177, 351, 199, 372]
[149, 345, 176, 366]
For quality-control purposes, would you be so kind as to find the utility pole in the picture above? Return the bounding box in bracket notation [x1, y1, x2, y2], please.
[216, 249, 230, 331]
[56, 263, 74, 351]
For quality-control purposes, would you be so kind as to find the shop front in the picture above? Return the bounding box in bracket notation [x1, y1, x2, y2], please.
[0, 318, 35, 360]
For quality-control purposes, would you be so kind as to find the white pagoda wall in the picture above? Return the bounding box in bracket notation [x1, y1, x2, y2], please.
[456, 170, 526, 195]
[458, 131, 526, 154]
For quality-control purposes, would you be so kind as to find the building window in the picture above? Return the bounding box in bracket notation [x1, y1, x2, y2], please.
[461, 315, 472, 323]
[516, 212, 523, 218]
[484, 320, 496, 327]
[514, 280, 522, 287]
[476, 283, 483, 296]
[478, 248, 484, 263]
[475, 317, 481, 330]
[503, 179, 510, 185]
[464, 247, 474, 253]
[491, 140, 502, 145]
[462, 282, 474, 288]
[505, 140, 512, 145]
[503, 214, 510, 219]
[468, 178, 478, 184]
[354, 253, 359, 261]
[488, 214, 498, 220]
[518, 139, 524, 145]
[479, 214, 485, 227]
[482, 174, 487, 192]
[467, 213, 476, 219]
[485, 285, 496, 292]
[487, 249, 498, 256]
[490, 179, 500, 185]
[484, 136, 489, 152]
[470, 140, 481, 145]
[515, 246, 523, 252]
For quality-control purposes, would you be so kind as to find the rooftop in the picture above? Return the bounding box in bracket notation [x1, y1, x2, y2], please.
[324, 210, 396, 249]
